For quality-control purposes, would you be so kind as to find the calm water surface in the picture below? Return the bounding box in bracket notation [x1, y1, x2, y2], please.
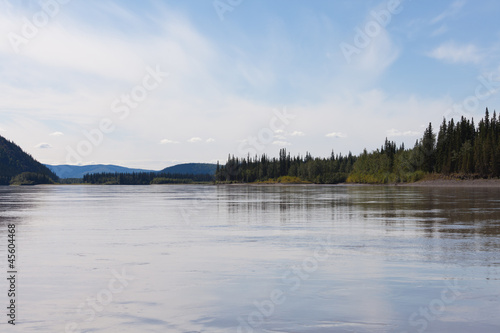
[0, 185, 499, 332]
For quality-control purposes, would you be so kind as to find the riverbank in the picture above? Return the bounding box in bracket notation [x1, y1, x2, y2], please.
[222, 174, 500, 188]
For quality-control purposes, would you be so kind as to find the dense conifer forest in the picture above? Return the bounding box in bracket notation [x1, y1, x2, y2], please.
[215, 149, 356, 184]
[216, 109, 500, 184]
[82, 172, 214, 185]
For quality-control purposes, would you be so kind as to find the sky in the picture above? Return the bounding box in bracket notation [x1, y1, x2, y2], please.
[1, 0, 500, 169]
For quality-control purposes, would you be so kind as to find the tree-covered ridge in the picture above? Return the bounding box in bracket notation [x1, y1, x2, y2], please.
[217, 109, 500, 184]
[160, 163, 217, 175]
[216, 149, 356, 184]
[0, 135, 59, 185]
[83, 172, 214, 185]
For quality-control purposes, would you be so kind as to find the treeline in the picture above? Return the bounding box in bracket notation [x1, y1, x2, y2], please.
[217, 109, 500, 184]
[58, 178, 85, 184]
[82, 172, 214, 185]
[216, 148, 356, 183]
[348, 109, 500, 183]
[435, 109, 500, 176]
[347, 138, 426, 183]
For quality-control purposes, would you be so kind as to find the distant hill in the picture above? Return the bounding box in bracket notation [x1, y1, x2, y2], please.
[0, 135, 59, 184]
[160, 163, 217, 175]
[45, 164, 156, 179]
[47, 163, 217, 179]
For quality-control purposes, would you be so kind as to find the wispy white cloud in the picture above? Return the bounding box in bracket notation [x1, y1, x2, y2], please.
[360, 30, 399, 75]
[206, 138, 215, 143]
[187, 137, 202, 143]
[430, 0, 466, 25]
[272, 140, 291, 146]
[49, 131, 64, 136]
[386, 129, 421, 137]
[160, 139, 179, 144]
[431, 24, 448, 37]
[35, 143, 52, 149]
[326, 132, 347, 138]
[428, 42, 482, 64]
[344, 15, 400, 79]
[290, 131, 305, 136]
[0, 22, 141, 82]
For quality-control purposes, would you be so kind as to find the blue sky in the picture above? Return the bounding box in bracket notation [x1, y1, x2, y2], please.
[1, 0, 500, 169]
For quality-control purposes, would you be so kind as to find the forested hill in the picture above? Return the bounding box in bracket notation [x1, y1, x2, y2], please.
[0, 135, 59, 185]
[217, 109, 500, 184]
[160, 163, 217, 175]
[46, 164, 156, 179]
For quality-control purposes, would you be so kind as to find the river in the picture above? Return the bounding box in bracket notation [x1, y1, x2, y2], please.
[0, 185, 499, 332]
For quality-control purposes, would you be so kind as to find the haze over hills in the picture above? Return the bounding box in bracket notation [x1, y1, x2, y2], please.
[47, 163, 218, 179]
[45, 164, 156, 179]
[0, 135, 59, 184]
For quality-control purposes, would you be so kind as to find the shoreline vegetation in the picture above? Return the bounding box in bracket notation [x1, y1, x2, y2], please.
[2, 110, 500, 187]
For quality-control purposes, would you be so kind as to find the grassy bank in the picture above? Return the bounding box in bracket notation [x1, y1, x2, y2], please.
[254, 176, 312, 184]
[346, 171, 426, 184]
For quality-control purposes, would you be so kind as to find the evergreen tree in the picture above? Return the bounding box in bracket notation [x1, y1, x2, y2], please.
[421, 122, 436, 172]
